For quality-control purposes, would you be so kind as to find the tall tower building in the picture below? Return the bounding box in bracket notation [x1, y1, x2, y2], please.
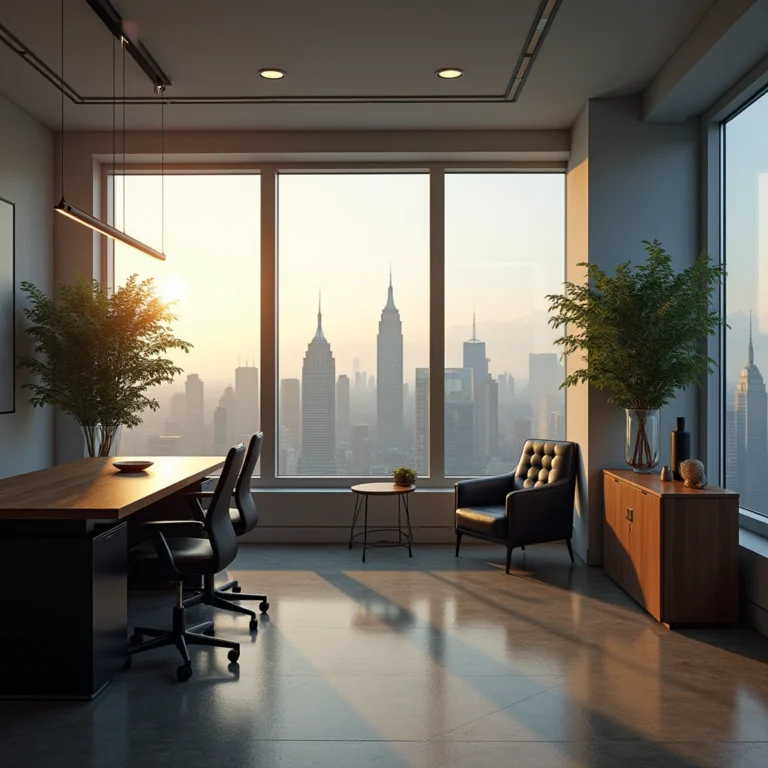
[377, 271, 404, 453]
[733, 316, 768, 510]
[445, 367, 474, 476]
[463, 311, 488, 384]
[280, 378, 301, 453]
[184, 374, 204, 453]
[528, 353, 562, 437]
[337, 374, 351, 442]
[234, 365, 259, 443]
[414, 368, 429, 476]
[298, 295, 337, 475]
[463, 313, 496, 462]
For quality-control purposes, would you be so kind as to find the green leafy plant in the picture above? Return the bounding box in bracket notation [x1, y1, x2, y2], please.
[546, 240, 725, 468]
[17, 275, 191, 456]
[393, 466, 417, 487]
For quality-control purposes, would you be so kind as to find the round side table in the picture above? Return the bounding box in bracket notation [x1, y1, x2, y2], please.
[348, 483, 415, 562]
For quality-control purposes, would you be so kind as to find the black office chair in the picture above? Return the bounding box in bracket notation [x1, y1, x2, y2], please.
[185, 432, 269, 622]
[126, 443, 246, 682]
[455, 439, 577, 573]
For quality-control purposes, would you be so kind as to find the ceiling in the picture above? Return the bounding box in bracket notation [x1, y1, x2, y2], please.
[0, 0, 719, 131]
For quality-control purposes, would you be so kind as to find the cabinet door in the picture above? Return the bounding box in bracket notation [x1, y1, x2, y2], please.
[603, 475, 623, 581]
[625, 487, 661, 620]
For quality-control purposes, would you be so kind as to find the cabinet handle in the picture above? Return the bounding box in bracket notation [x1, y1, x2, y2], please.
[625, 507, 634, 522]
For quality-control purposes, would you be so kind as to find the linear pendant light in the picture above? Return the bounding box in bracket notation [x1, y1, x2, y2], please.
[53, 0, 165, 261]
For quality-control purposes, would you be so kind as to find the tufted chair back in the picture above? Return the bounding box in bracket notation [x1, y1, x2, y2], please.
[513, 439, 577, 490]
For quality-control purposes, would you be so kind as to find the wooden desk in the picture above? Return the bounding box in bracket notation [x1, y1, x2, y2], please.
[0, 456, 224, 699]
[603, 470, 739, 627]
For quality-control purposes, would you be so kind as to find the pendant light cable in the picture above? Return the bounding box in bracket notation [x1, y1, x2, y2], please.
[112, 34, 115, 216]
[60, 0, 65, 198]
[122, 37, 126, 234]
[159, 84, 164, 254]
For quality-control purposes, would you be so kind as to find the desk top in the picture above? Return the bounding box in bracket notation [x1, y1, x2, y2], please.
[351, 483, 415, 495]
[0, 456, 225, 521]
[604, 469, 738, 499]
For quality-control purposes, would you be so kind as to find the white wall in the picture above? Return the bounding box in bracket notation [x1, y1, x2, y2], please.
[0, 94, 54, 478]
[566, 96, 701, 564]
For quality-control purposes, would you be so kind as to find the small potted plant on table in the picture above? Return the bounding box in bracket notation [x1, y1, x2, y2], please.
[393, 466, 417, 487]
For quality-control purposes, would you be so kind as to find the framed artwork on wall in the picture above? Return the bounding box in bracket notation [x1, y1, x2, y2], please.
[0, 197, 15, 414]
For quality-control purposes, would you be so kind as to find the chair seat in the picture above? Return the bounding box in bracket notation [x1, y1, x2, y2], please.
[130, 536, 215, 575]
[455, 505, 508, 539]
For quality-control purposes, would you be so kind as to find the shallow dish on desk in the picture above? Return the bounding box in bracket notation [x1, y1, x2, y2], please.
[113, 460, 154, 473]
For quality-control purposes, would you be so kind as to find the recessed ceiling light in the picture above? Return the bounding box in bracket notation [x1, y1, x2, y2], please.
[259, 69, 286, 80]
[436, 68, 463, 79]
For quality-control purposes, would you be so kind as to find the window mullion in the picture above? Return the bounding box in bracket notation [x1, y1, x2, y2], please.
[260, 167, 277, 484]
[429, 167, 446, 482]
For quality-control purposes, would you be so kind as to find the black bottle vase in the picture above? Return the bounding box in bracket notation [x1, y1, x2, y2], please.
[670, 417, 691, 481]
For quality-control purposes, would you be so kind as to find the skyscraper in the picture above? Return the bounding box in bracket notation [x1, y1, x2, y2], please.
[280, 378, 301, 451]
[377, 272, 404, 453]
[337, 374, 351, 442]
[184, 373, 204, 453]
[415, 368, 429, 475]
[445, 367, 474, 476]
[350, 424, 371, 475]
[733, 317, 768, 510]
[463, 313, 496, 461]
[235, 365, 259, 443]
[528, 353, 562, 438]
[214, 385, 236, 452]
[463, 311, 488, 384]
[298, 296, 337, 475]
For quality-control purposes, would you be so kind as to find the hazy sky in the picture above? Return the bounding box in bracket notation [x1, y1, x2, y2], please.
[115, 172, 565, 395]
[725, 89, 768, 388]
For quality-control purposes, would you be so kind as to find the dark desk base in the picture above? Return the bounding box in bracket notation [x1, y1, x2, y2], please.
[0, 521, 127, 700]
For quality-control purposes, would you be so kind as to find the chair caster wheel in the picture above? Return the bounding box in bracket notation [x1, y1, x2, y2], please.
[129, 633, 143, 646]
[203, 627, 215, 636]
[227, 649, 240, 664]
[259, 601, 269, 613]
[249, 618, 258, 631]
[121, 655, 132, 671]
[232, 585, 242, 594]
[176, 664, 193, 682]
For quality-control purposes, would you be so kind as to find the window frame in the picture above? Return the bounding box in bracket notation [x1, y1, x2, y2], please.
[105, 162, 566, 489]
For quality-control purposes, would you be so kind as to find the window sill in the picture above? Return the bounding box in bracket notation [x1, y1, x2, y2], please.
[740, 508, 768, 541]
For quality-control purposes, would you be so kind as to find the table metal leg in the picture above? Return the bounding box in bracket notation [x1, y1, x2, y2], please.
[349, 494, 363, 548]
[398, 496, 402, 543]
[362, 495, 369, 563]
[403, 493, 413, 557]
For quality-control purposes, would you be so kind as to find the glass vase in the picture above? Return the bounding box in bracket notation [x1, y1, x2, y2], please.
[625, 409, 660, 473]
[82, 425, 123, 458]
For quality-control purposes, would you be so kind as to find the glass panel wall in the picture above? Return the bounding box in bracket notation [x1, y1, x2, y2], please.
[444, 173, 565, 476]
[723, 90, 768, 515]
[276, 173, 430, 477]
[114, 174, 261, 460]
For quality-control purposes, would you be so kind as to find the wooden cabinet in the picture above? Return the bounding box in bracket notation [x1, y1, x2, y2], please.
[603, 470, 739, 627]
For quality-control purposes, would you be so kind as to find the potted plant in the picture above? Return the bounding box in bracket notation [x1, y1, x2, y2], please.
[17, 275, 191, 457]
[393, 466, 417, 487]
[546, 240, 725, 473]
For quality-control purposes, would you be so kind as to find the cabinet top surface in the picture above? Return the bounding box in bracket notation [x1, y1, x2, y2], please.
[604, 469, 738, 499]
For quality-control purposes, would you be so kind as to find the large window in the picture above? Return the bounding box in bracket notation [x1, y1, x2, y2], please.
[276, 173, 429, 476]
[724, 90, 768, 515]
[444, 174, 565, 476]
[114, 174, 260, 459]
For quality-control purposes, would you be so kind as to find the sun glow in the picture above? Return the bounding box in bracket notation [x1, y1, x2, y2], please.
[159, 275, 188, 304]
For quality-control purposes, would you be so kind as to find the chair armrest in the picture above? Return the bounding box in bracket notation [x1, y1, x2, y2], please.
[505, 480, 576, 543]
[141, 520, 206, 572]
[456, 473, 516, 508]
[186, 491, 215, 498]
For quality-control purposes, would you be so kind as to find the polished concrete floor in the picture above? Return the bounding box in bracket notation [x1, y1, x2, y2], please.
[2, 543, 768, 767]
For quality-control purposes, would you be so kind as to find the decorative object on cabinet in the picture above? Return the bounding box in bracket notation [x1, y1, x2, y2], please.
[603, 469, 738, 627]
[547, 240, 725, 473]
[679, 459, 707, 489]
[16, 276, 190, 456]
[0, 197, 14, 414]
[660, 465, 674, 481]
[670, 417, 691, 480]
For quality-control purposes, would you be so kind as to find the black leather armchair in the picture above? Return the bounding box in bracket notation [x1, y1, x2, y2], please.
[455, 439, 577, 573]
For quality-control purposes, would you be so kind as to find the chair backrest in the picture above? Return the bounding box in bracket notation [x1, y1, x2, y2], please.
[513, 439, 576, 490]
[206, 442, 246, 572]
[233, 432, 263, 534]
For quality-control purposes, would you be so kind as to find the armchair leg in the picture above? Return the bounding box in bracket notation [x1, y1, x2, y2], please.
[505, 545, 513, 574]
[566, 539, 574, 563]
[521, 545, 525, 551]
[455, 532, 462, 557]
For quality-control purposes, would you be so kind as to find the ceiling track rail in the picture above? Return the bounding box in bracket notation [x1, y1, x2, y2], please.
[85, 0, 171, 89]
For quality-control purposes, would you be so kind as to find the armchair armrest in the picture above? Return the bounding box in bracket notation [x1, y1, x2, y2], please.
[505, 479, 576, 544]
[456, 473, 516, 509]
